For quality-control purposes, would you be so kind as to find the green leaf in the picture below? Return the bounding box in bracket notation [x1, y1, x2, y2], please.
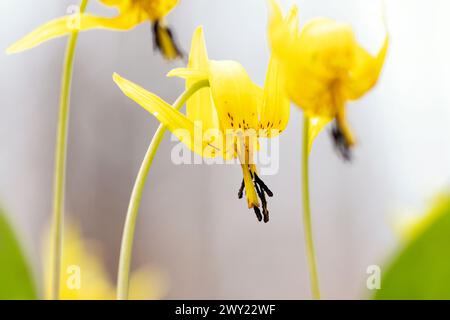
[375, 195, 450, 299]
[0, 207, 37, 299]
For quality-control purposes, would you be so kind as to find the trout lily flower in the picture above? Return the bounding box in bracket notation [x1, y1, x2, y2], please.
[268, 0, 388, 158]
[113, 26, 290, 222]
[7, 0, 183, 60]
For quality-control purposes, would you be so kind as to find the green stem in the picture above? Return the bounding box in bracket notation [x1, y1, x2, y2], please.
[302, 115, 321, 299]
[49, 0, 89, 300]
[116, 79, 209, 300]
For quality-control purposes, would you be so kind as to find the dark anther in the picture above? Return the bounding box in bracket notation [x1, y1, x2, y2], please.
[263, 211, 269, 223]
[238, 179, 245, 199]
[152, 21, 160, 48]
[237, 170, 273, 223]
[254, 181, 269, 223]
[151, 20, 184, 60]
[253, 206, 263, 222]
[330, 121, 352, 161]
[254, 173, 273, 197]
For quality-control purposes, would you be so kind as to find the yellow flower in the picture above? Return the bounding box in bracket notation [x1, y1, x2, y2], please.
[268, 0, 388, 157]
[113, 26, 290, 222]
[7, 0, 182, 60]
[44, 222, 167, 300]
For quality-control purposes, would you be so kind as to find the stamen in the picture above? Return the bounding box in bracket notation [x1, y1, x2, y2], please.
[238, 166, 274, 223]
[254, 173, 273, 197]
[254, 180, 269, 223]
[253, 206, 263, 222]
[330, 121, 352, 161]
[238, 179, 245, 199]
[151, 20, 184, 60]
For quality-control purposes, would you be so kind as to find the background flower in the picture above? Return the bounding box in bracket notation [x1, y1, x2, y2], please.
[43, 221, 168, 300]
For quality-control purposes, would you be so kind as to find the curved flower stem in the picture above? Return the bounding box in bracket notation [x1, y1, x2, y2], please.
[302, 115, 321, 299]
[49, 0, 89, 300]
[117, 79, 210, 300]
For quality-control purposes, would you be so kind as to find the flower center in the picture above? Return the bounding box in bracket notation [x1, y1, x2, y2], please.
[133, 0, 178, 21]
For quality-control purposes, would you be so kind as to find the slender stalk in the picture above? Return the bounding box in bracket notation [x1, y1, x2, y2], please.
[301, 115, 321, 299]
[117, 80, 210, 300]
[49, 0, 89, 300]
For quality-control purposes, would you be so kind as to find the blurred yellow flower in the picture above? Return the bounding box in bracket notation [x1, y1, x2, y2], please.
[7, 0, 182, 60]
[44, 222, 167, 300]
[113, 26, 290, 222]
[268, 0, 388, 157]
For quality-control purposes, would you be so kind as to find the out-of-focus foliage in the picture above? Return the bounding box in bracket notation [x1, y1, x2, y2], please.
[375, 194, 450, 299]
[0, 208, 37, 299]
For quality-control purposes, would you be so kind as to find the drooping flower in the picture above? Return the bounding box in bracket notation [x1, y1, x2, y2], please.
[44, 222, 167, 300]
[7, 0, 183, 60]
[113, 26, 290, 222]
[268, 0, 388, 158]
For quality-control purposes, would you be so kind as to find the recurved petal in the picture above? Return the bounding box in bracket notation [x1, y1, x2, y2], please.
[185, 26, 219, 132]
[267, 0, 299, 60]
[285, 4, 300, 34]
[167, 68, 208, 81]
[100, 0, 131, 8]
[345, 35, 389, 100]
[128, 266, 168, 300]
[113, 73, 216, 158]
[307, 116, 332, 153]
[209, 60, 260, 131]
[7, 16, 74, 54]
[258, 57, 290, 137]
[6, 13, 144, 54]
[267, 0, 284, 31]
[188, 26, 209, 71]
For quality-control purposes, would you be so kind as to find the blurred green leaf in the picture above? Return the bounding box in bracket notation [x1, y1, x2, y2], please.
[0, 207, 37, 299]
[375, 195, 450, 299]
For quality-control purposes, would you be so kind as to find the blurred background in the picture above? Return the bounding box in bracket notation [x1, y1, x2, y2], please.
[0, 0, 449, 299]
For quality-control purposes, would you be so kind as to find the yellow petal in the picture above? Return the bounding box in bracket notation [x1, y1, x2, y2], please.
[128, 266, 169, 300]
[274, 17, 357, 118]
[285, 4, 300, 35]
[258, 56, 290, 137]
[44, 222, 115, 300]
[100, 0, 131, 8]
[185, 26, 219, 132]
[208, 60, 260, 131]
[267, 0, 299, 60]
[140, 0, 179, 21]
[307, 116, 332, 153]
[103, 0, 179, 21]
[167, 68, 208, 81]
[6, 13, 143, 54]
[345, 35, 389, 100]
[267, 0, 283, 32]
[113, 73, 214, 158]
[297, 18, 356, 79]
